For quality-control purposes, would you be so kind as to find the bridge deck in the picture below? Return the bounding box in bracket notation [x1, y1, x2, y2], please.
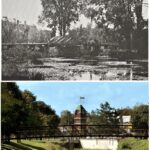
[2, 125, 148, 141]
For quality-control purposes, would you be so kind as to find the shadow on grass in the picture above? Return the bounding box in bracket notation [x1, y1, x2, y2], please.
[21, 143, 46, 150]
[2, 141, 46, 150]
[2, 141, 31, 150]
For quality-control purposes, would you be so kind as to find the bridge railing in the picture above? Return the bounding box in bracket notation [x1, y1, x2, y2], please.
[1, 124, 148, 141]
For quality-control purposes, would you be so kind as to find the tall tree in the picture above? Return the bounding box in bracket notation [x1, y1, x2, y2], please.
[1, 83, 26, 143]
[1, 82, 60, 142]
[60, 110, 74, 125]
[39, 0, 82, 36]
[84, 0, 146, 50]
[132, 104, 148, 129]
[97, 102, 119, 125]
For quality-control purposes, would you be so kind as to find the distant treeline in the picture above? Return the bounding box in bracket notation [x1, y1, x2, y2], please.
[2, 17, 51, 43]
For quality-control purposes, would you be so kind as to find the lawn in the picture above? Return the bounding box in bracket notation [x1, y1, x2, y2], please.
[1, 139, 67, 150]
[2, 138, 148, 150]
[118, 138, 148, 150]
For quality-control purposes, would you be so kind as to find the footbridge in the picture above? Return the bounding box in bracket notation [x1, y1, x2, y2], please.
[2, 36, 119, 50]
[2, 124, 148, 141]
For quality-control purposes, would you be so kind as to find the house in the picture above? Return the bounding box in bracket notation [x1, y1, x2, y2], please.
[120, 115, 132, 133]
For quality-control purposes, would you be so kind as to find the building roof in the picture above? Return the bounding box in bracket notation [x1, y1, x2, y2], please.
[49, 36, 78, 46]
[76, 105, 86, 112]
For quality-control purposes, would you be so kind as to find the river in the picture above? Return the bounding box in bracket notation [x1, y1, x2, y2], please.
[26, 56, 148, 80]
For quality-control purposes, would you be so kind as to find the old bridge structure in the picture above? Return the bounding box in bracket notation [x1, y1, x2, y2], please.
[2, 105, 148, 142]
[2, 36, 119, 52]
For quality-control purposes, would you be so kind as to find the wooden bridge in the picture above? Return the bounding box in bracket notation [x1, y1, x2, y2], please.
[2, 124, 148, 141]
[2, 36, 119, 50]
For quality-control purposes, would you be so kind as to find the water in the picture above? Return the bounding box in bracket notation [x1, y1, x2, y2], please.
[27, 56, 148, 80]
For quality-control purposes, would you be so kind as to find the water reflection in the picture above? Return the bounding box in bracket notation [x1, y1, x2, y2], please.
[70, 68, 134, 80]
[30, 57, 148, 80]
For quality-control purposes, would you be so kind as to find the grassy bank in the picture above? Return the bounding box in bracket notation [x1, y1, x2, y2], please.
[1, 139, 67, 150]
[118, 138, 148, 150]
[2, 138, 148, 150]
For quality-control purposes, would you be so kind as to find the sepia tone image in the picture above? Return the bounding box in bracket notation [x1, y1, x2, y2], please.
[2, 0, 148, 80]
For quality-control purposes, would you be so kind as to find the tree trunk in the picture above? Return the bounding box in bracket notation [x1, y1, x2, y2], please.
[63, 25, 66, 36]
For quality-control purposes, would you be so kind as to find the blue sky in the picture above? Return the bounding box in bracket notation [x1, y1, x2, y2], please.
[17, 82, 149, 116]
[2, 0, 148, 27]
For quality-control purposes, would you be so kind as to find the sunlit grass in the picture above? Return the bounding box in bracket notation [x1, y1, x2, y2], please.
[118, 138, 148, 150]
[2, 139, 67, 150]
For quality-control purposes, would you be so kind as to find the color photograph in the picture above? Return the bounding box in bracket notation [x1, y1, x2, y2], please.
[1, 82, 149, 150]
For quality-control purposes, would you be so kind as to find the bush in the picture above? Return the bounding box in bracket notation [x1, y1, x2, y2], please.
[121, 142, 131, 149]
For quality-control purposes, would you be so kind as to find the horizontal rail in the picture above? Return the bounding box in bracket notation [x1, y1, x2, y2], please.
[1, 133, 148, 141]
[2, 42, 118, 46]
[2, 43, 48, 46]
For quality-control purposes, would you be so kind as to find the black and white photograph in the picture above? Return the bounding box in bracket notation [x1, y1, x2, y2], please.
[2, 0, 148, 80]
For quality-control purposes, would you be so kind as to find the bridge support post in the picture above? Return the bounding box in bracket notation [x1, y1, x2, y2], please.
[68, 137, 74, 150]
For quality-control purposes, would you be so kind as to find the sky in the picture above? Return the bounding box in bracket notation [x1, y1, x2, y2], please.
[2, 0, 148, 27]
[17, 82, 149, 116]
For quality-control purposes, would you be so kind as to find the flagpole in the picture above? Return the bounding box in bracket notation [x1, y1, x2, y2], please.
[80, 96, 85, 105]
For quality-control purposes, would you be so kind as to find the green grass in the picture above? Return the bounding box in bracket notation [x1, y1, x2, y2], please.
[2, 138, 148, 150]
[118, 138, 148, 150]
[1, 139, 67, 150]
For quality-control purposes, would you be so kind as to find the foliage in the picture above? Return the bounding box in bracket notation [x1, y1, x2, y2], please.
[39, 0, 82, 36]
[1, 82, 60, 143]
[93, 101, 119, 125]
[1, 83, 27, 142]
[60, 110, 74, 125]
[131, 104, 148, 129]
[117, 107, 133, 116]
[2, 17, 51, 43]
[83, 0, 147, 51]
[88, 102, 120, 134]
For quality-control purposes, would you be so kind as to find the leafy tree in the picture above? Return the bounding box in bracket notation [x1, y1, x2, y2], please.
[89, 102, 119, 134]
[60, 110, 74, 125]
[84, 0, 146, 50]
[98, 102, 119, 125]
[1, 83, 27, 143]
[22, 90, 36, 106]
[89, 102, 119, 125]
[39, 0, 82, 36]
[132, 104, 148, 129]
[117, 107, 133, 116]
[1, 83, 60, 142]
[88, 110, 99, 124]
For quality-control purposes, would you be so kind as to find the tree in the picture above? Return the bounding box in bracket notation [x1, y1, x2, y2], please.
[22, 90, 36, 105]
[132, 104, 148, 129]
[84, 0, 146, 50]
[88, 110, 99, 124]
[1, 82, 60, 142]
[89, 102, 119, 125]
[117, 107, 133, 116]
[39, 0, 82, 36]
[60, 110, 74, 125]
[98, 102, 119, 125]
[88, 102, 119, 134]
[1, 83, 26, 143]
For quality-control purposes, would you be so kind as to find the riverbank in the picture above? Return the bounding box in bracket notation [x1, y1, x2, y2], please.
[118, 138, 148, 150]
[1, 138, 148, 150]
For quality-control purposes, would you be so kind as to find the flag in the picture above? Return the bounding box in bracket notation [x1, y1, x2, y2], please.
[80, 96, 85, 99]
